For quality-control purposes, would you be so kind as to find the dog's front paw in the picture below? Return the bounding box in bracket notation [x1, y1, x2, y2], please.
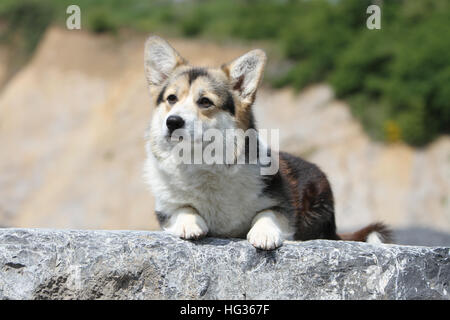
[165, 212, 208, 240]
[246, 210, 289, 250]
[247, 224, 283, 250]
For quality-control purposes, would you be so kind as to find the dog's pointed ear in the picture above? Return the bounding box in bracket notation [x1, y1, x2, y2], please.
[221, 49, 266, 105]
[144, 36, 187, 86]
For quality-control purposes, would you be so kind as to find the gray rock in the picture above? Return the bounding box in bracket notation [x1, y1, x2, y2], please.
[0, 228, 448, 300]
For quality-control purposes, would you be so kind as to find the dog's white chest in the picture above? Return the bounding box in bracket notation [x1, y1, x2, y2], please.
[145, 155, 275, 238]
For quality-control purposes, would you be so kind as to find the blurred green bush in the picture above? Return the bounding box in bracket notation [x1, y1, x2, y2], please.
[0, 0, 448, 146]
[0, 0, 54, 78]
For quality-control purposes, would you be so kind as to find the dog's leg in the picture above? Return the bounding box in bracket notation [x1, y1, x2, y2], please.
[164, 207, 209, 240]
[247, 210, 293, 250]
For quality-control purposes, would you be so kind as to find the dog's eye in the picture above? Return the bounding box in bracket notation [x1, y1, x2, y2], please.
[167, 94, 178, 105]
[198, 97, 213, 108]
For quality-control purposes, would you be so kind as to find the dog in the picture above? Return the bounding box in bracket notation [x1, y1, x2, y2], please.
[143, 36, 391, 250]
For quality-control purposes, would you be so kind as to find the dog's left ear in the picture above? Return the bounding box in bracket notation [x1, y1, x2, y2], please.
[221, 49, 266, 106]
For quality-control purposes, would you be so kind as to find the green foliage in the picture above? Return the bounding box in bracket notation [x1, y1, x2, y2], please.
[0, 0, 54, 54]
[0, 0, 54, 83]
[329, 0, 450, 146]
[0, 0, 448, 146]
[87, 9, 117, 34]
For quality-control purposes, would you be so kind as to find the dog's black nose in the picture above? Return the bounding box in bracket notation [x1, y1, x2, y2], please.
[166, 115, 185, 134]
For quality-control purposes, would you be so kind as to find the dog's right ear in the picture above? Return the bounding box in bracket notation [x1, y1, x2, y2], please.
[144, 36, 187, 87]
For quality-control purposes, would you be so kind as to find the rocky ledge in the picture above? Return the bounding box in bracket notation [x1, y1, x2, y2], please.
[0, 228, 448, 299]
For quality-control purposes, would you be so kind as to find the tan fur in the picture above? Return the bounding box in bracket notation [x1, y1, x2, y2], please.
[235, 100, 253, 131]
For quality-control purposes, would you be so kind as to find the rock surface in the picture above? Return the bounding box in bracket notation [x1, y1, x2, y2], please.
[0, 228, 448, 300]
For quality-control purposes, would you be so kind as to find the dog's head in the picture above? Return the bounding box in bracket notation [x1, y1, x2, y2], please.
[144, 36, 266, 159]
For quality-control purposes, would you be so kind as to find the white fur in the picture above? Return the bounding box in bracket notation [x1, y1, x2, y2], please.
[143, 101, 284, 241]
[247, 210, 294, 250]
[164, 207, 209, 239]
[144, 145, 277, 238]
[366, 232, 383, 244]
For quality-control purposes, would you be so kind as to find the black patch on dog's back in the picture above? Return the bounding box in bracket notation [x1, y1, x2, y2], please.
[277, 152, 338, 241]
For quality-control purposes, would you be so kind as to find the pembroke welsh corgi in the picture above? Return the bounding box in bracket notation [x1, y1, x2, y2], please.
[143, 36, 391, 250]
